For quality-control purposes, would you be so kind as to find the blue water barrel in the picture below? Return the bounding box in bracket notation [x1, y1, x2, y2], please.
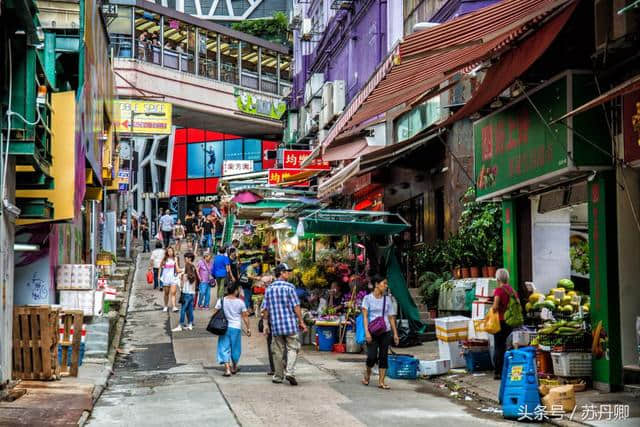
[317, 325, 337, 351]
[499, 346, 540, 419]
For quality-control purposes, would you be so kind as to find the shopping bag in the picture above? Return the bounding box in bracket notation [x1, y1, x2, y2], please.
[155, 231, 163, 241]
[146, 270, 154, 285]
[483, 308, 501, 334]
[355, 313, 366, 345]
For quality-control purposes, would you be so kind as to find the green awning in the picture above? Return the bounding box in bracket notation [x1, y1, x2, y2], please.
[295, 210, 410, 236]
[237, 200, 293, 210]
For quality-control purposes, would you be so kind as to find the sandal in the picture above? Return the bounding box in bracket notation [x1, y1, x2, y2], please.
[378, 383, 391, 390]
[361, 377, 370, 386]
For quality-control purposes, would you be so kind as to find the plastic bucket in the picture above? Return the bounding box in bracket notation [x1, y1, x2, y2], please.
[317, 325, 337, 351]
[345, 331, 362, 353]
[332, 343, 346, 353]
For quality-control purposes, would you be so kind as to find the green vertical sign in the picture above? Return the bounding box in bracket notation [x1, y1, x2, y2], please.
[502, 200, 518, 288]
[588, 172, 621, 389]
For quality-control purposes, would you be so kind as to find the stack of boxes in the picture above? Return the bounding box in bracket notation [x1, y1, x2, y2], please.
[470, 278, 497, 340]
[435, 315, 470, 368]
[57, 265, 103, 316]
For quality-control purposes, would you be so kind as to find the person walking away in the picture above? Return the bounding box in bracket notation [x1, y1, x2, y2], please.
[214, 217, 223, 243]
[213, 246, 234, 302]
[173, 219, 186, 252]
[213, 282, 250, 376]
[119, 211, 127, 249]
[491, 268, 519, 380]
[160, 246, 182, 312]
[228, 248, 239, 282]
[244, 258, 261, 315]
[159, 209, 174, 248]
[173, 252, 198, 331]
[148, 242, 165, 290]
[184, 211, 196, 252]
[197, 253, 213, 309]
[141, 217, 150, 253]
[201, 215, 214, 250]
[263, 263, 307, 386]
[361, 274, 399, 390]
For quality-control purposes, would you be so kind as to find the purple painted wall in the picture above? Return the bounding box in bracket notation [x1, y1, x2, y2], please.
[291, 0, 393, 109]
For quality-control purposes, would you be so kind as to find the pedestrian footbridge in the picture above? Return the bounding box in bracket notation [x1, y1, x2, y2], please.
[109, 1, 291, 138]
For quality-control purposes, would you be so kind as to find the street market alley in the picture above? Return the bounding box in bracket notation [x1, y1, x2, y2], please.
[87, 254, 515, 427]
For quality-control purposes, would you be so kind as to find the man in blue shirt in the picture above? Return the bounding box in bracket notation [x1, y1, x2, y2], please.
[263, 263, 307, 386]
[212, 246, 234, 301]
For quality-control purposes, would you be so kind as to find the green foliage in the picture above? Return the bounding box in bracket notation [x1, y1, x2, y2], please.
[418, 271, 453, 308]
[457, 187, 503, 266]
[231, 12, 290, 46]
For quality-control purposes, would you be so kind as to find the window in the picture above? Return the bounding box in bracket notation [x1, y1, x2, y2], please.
[261, 49, 278, 94]
[241, 42, 260, 89]
[220, 35, 239, 84]
[134, 9, 161, 64]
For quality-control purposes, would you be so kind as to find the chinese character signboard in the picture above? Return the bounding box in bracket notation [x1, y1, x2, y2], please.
[623, 90, 640, 166]
[283, 150, 330, 170]
[115, 100, 172, 134]
[223, 160, 254, 176]
[268, 169, 310, 187]
[473, 72, 610, 200]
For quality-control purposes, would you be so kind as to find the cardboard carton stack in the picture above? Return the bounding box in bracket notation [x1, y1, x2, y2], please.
[57, 264, 102, 316]
[469, 278, 497, 340]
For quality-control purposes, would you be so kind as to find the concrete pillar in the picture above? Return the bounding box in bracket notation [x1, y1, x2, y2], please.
[0, 159, 16, 385]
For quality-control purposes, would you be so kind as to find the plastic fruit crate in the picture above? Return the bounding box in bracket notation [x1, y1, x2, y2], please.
[550, 352, 592, 377]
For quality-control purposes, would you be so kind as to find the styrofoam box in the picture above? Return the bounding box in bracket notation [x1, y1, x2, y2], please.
[472, 300, 492, 320]
[59, 290, 94, 316]
[419, 359, 451, 376]
[435, 316, 470, 341]
[438, 340, 466, 368]
[475, 278, 498, 298]
[468, 319, 490, 341]
[94, 291, 104, 316]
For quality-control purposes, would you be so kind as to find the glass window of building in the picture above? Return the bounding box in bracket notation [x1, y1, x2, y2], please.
[261, 49, 278, 94]
[162, 17, 195, 73]
[109, 6, 133, 58]
[198, 30, 218, 79]
[220, 35, 239, 85]
[280, 56, 291, 95]
[134, 9, 162, 64]
[240, 42, 259, 90]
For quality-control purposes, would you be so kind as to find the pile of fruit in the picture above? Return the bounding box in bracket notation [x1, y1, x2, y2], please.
[524, 279, 590, 317]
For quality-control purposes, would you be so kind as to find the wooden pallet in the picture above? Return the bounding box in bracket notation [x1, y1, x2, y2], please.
[58, 310, 84, 377]
[12, 306, 60, 380]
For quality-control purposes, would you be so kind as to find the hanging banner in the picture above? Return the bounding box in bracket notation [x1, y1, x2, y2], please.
[283, 149, 330, 170]
[114, 100, 172, 134]
[223, 160, 254, 176]
[268, 169, 311, 187]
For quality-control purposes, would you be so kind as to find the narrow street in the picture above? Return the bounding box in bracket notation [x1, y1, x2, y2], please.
[88, 254, 514, 427]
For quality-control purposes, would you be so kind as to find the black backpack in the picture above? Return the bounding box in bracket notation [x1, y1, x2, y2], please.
[207, 297, 228, 336]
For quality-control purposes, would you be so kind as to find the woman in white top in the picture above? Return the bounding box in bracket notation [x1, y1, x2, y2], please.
[213, 282, 251, 376]
[173, 252, 199, 331]
[173, 219, 186, 252]
[160, 246, 182, 312]
[361, 274, 399, 390]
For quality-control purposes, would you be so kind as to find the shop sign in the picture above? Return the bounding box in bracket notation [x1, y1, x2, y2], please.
[268, 169, 310, 187]
[191, 195, 219, 203]
[473, 73, 611, 200]
[117, 169, 129, 184]
[223, 160, 253, 176]
[236, 91, 287, 120]
[114, 100, 172, 134]
[623, 90, 640, 165]
[282, 150, 330, 170]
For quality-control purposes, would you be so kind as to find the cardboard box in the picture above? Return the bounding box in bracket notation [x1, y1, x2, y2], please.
[472, 300, 492, 320]
[419, 359, 450, 376]
[438, 340, 466, 368]
[475, 278, 498, 298]
[541, 384, 576, 412]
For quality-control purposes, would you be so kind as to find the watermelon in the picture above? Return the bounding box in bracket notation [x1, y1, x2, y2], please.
[557, 278, 575, 290]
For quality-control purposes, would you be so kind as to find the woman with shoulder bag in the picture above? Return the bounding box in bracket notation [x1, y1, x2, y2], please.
[160, 246, 182, 313]
[361, 274, 399, 390]
[491, 268, 520, 380]
[173, 253, 198, 331]
[213, 282, 250, 377]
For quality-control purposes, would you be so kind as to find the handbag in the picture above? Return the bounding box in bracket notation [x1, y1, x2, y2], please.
[155, 231, 163, 241]
[179, 290, 185, 305]
[146, 270, 154, 285]
[482, 307, 501, 334]
[258, 318, 264, 333]
[368, 295, 388, 336]
[206, 296, 228, 336]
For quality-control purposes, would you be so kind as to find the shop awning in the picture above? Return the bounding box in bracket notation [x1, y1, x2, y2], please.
[323, 138, 381, 162]
[317, 158, 361, 199]
[297, 209, 410, 236]
[552, 74, 640, 123]
[319, 0, 578, 152]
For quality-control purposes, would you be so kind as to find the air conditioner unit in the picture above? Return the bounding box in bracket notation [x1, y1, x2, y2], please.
[332, 80, 346, 116]
[321, 82, 334, 128]
[309, 97, 322, 122]
[365, 123, 387, 147]
[289, 5, 303, 30]
[299, 107, 308, 137]
[318, 129, 328, 143]
[301, 18, 313, 41]
[304, 73, 324, 105]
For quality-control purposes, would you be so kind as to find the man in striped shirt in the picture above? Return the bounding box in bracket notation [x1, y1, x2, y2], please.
[263, 263, 307, 385]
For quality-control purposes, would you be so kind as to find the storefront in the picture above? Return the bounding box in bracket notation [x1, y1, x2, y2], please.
[474, 71, 621, 390]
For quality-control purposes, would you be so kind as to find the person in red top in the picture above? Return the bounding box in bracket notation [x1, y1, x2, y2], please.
[491, 268, 519, 379]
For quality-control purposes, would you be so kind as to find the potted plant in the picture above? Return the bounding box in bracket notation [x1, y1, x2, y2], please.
[419, 271, 453, 316]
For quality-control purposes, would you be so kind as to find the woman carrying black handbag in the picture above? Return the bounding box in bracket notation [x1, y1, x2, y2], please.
[210, 282, 250, 376]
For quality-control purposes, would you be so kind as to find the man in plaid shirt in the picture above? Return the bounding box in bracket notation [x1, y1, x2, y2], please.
[263, 263, 307, 385]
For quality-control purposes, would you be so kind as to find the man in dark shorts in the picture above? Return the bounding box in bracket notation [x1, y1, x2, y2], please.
[184, 211, 196, 251]
[201, 215, 214, 250]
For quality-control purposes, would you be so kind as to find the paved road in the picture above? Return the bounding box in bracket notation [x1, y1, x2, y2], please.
[89, 252, 514, 426]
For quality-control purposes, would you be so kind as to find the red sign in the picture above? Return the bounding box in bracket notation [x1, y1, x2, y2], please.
[623, 90, 640, 165]
[268, 169, 310, 187]
[283, 150, 330, 170]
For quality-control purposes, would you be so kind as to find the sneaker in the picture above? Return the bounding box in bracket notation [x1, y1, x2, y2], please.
[285, 375, 298, 386]
[172, 325, 182, 332]
[162, 307, 168, 312]
[187, 324, 193, 330]
[272, 378, 283, 384]
[172, 307, 179, 312]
